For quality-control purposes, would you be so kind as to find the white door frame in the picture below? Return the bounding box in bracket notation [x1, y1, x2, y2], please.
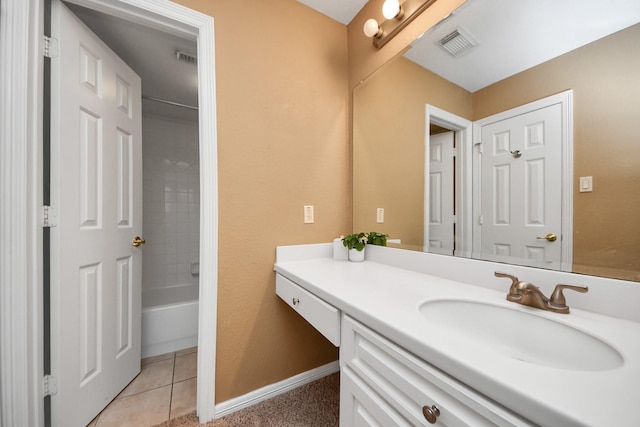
[472, 90, 573, 272]
[1, 2, 44, 425]
[424, 105, 473, 257]
[0, 0, 219, 424]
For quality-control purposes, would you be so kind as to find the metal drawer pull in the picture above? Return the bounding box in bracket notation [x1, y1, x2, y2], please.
[292, 298, 300, 306]
[422, 405, 440, 424]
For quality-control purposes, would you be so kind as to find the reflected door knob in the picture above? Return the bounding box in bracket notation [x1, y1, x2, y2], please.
[132, 236, 146, 247]
[536, 233, 557, 242]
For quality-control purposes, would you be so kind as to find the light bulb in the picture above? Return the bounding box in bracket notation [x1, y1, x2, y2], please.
[382, 0, 401, 19]
[363, 18, 381, 38]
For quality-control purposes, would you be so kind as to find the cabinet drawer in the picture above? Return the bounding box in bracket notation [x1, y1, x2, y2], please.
[276, 274, 340, 346]
[341, 315, 532, 426]
[341, 366, 416, 427]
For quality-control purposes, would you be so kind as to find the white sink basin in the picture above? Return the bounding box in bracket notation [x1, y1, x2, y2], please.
[419, 298, 624, 371]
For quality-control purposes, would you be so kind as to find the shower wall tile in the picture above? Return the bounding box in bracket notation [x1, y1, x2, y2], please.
[142, 115, 200, 292]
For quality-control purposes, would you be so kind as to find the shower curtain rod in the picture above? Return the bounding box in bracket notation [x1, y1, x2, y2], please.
[142, 95, 198, 111]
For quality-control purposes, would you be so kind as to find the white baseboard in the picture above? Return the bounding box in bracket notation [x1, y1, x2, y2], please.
[214, 360, 340, 419]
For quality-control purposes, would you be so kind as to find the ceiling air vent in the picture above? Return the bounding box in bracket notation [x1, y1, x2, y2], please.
[437, 27, 477, 57]
[175, 50, 197, 64]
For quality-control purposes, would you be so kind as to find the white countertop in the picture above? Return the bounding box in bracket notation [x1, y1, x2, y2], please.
[275, 246, 640, 427]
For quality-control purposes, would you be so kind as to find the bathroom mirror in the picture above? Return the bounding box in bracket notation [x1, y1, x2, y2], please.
[353, 0, 640, 281]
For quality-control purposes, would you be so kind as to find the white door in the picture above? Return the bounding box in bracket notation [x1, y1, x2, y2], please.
[50, 0, 143, 425]
[477, 103, 562, 269]
[428, 131, 455, 255]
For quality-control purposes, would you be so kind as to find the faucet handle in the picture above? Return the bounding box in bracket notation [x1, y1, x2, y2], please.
[495, 272, 522, 301]
[495, 271, 519, 286]
[549, 284, 589, 313]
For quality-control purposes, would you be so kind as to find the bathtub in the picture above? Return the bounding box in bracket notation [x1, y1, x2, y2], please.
[141, 284, 199, 358]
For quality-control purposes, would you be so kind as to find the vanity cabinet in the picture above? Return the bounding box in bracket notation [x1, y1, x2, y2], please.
[340, 315, 532, 427]
[275, 245, 640, 426]
[276, 271, 532, 426]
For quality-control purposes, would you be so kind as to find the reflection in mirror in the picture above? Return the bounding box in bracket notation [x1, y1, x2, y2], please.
[353, 0, 640, 281]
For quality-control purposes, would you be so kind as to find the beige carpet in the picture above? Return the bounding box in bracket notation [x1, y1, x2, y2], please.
[154, 373, 339, 426]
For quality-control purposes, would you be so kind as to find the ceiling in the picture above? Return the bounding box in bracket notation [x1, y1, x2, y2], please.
[297, 0, 368, 25]
[404, 0, 640, 92]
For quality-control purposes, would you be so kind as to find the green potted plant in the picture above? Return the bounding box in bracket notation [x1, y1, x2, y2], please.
[342, 232, 367, 262]
[366, 231, 388, 247]
[342, 231, 388, 262]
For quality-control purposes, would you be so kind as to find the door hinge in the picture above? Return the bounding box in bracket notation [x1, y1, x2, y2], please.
[478, 215, 484, 225]
[44, 375, 58, 397]
[474, 141, 483, 153]
[43, 36, 59, 58]
[42, 205, 58, 227]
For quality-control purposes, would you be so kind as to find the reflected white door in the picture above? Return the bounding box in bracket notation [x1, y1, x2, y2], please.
[428, 131, 455, 255]
[478, 103, 562, 268]
[50, 0, 143, 425]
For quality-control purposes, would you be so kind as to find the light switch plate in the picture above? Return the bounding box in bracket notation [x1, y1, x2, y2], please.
[579, 176, 593, 193]
[376, 208, 384, 223]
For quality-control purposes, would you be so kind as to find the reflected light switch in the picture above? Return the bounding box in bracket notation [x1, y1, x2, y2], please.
[580, 176, 593, 193]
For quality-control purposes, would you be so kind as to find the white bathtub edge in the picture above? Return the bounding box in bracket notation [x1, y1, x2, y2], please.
[142, 300, 199, 358]
[214, 360, 340, 419]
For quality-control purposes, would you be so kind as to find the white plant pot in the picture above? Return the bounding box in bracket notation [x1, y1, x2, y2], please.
[348, 247, 365, 262]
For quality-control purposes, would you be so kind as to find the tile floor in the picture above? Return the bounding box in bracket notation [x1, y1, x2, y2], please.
[87, 347, 197, 427]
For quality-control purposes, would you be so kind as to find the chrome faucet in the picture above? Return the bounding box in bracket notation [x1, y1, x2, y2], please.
[495, 272, 588, 314]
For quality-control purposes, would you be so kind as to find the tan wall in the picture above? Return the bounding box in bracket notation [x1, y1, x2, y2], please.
[172, 0, 349, 402]
[353, 57, 472, 249]
[473, 24, 640, 280]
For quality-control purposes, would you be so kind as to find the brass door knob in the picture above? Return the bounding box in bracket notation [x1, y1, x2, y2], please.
[422, 405, 440, 424]
[536, 233, 557, 242]
[132, 236, 146, 247]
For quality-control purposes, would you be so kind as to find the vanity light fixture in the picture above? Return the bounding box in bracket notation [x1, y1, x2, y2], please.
[382, 0, 403, 19]
[363, 18, 383, 38]
[363, 0, 438, 49]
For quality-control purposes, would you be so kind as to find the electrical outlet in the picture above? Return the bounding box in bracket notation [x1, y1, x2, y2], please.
[304, 205, 314, 223]
[376, 208, 384, 223]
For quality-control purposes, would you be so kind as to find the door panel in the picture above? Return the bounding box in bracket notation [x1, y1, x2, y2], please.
[116, 256, 133, 356]
[50, 0, 142, 425]
[79, 109, 102, 227]
[79, 262, 101, 385]
[526, 158, 545, 224]
[479, 103, 562, 269]
[117, 130, 133, 226]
